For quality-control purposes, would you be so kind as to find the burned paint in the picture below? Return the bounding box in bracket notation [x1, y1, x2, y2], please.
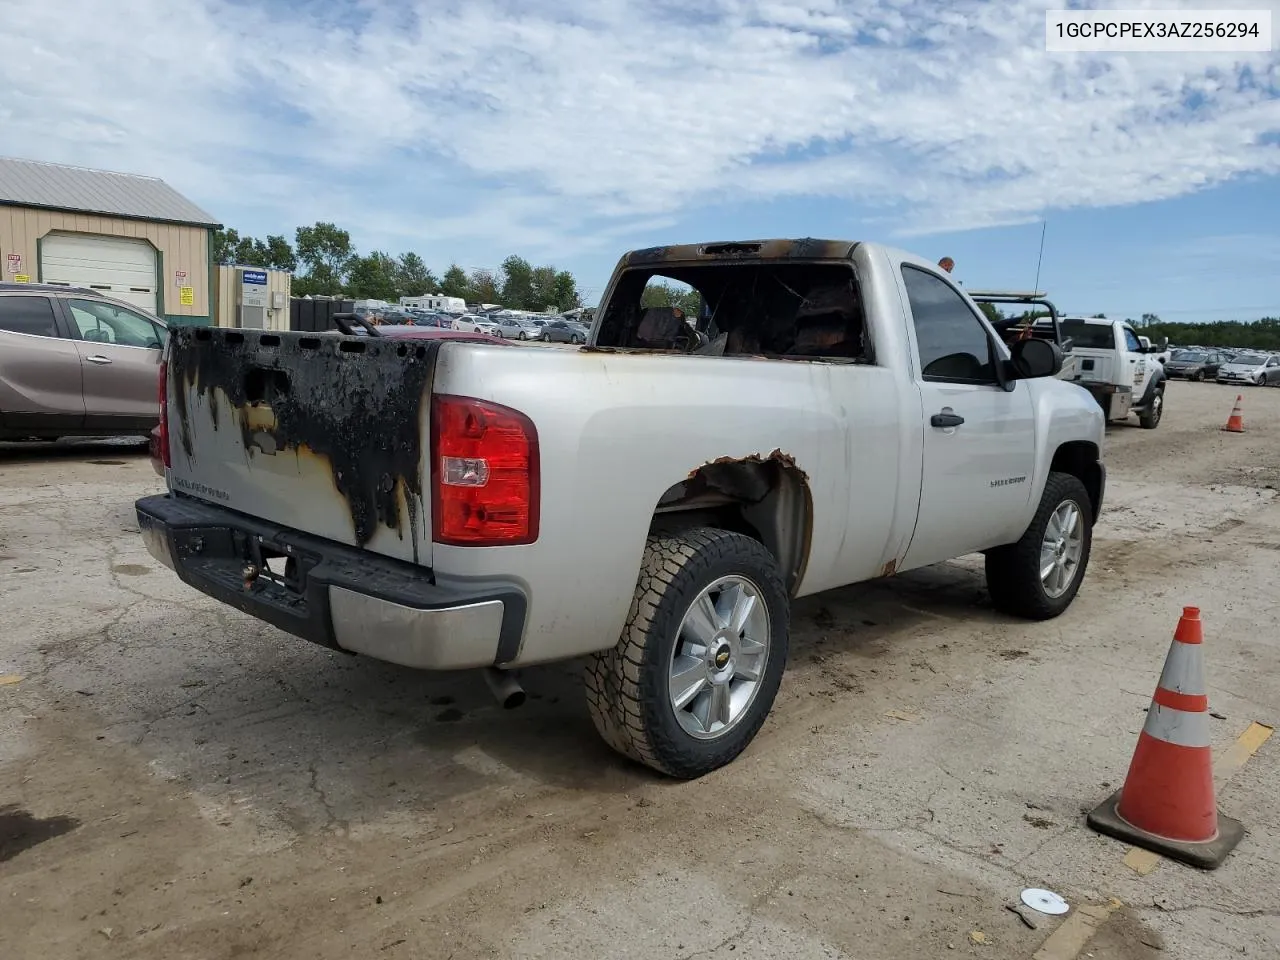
[623, 246, 672, 265]
[692, 449, 807, 485]
[168, 328, 437, 549]
[620, 238, 858, 267]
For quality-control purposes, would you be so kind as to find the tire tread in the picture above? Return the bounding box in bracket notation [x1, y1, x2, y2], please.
[985, 472, 1093, 621]
[584, 527, 787, 778]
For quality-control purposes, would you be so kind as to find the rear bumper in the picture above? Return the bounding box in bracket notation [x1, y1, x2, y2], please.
[135, 494, 527, 670]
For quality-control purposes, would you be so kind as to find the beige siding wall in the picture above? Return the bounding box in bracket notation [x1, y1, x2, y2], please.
[0, 205, 211, 319]
[214, 265, 293, 330]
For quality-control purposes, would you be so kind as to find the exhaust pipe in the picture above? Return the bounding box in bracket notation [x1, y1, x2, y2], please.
[483, 667, 526, 709]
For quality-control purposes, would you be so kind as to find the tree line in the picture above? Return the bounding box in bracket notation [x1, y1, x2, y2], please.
[211, 222, 583, 311]
[1141, 317, 1280, 351]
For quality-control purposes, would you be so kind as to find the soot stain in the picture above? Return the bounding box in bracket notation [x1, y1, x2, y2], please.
[168, 329, 435, 549]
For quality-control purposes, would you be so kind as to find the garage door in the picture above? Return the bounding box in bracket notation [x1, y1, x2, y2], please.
[41, 234, 158, 316]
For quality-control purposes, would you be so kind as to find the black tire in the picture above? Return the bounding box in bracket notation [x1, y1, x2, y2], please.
[518, 331, 527, 340]
[541, 333, 550, 342]
[1137, 387, 1163, 429]
[985, 472, 1093, 621]
[584, 528, 789, 779]
[1258, 374, 1267, 387]
[1192, 370, 1204, 382]
[571, 334, 581, 344]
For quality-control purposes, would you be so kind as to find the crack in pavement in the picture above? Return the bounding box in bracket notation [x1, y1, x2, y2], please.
[307, 762, 351, 837]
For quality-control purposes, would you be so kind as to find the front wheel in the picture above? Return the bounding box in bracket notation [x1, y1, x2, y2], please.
[518, 331, 528, 340]
[570, 334, 582, 344]
[585, 528, 789, 779]
[1192, 370, 1204, 382]
[1138, 388, 1163, 429]
[541, 333, 550, 342]
[1258, 374, 1268, 387]
[985, 472, 1093, 620]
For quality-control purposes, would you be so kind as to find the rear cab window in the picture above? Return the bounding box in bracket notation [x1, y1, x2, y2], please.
[0, 295, 60, 337]
[594, 261, 872, 364]
[1058, 320, 1118, 350]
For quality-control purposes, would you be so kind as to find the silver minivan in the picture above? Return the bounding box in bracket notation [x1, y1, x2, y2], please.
[0, 283, 165, 440]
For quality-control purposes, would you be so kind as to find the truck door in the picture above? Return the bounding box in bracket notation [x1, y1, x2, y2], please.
[896, 265, 1036, 569]
[1121, 325, 1146, 396]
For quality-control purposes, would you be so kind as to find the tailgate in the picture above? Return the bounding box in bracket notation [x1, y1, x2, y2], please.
[165, 327, 437, 566]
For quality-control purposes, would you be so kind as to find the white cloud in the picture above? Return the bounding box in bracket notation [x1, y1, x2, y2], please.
[0, 0, 1277, 260]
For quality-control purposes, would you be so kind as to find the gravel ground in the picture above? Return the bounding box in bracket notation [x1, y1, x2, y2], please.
[1, 379, 1277, 960]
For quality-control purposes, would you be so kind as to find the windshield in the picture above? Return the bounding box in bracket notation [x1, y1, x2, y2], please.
[1173, 351, 1206, 362]
[1059, 320, 1116, 349]
[1232, 354, 1268, 365]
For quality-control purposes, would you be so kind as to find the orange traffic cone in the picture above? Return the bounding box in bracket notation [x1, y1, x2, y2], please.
[1222, 395, 1245, 433]
[1087, 607, 1244, 869]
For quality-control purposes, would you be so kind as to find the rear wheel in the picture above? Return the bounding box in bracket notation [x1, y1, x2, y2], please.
[541, 333, 551, 342]
[1138, 388, 1163, 429]
[985, 472, 1093, 620]
[585, 528, 789, 779]
[1192, 370, 1204, 382]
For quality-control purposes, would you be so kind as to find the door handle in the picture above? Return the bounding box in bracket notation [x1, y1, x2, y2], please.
[930, 410, 965, 428]
[85, 355, 113, 364]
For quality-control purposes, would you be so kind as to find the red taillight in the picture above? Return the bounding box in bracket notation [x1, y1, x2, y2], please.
[157, 361, 171, 469]
[431, 394, 539, 546]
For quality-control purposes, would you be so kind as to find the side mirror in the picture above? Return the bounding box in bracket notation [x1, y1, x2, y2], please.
[1008, 337, 1063, 380]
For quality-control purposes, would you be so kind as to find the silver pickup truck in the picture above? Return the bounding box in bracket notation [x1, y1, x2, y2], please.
[137, 239, 1105, 778]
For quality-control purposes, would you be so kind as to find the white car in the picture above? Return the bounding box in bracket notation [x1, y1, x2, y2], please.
[1216, 352, 1280, 387]
[452, 314, 500, 335]
[492, 316, 543, 340]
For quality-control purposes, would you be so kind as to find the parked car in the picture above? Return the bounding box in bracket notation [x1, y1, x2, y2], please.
[539, 320, 588, 343]
[327, 315, 511, 346]
[1216, 352, 1280, 386]
[375, 326, 511, 346]
[1163, 349, 1227, 381]
[451, 314, 501, 335]
[451, 314, 479, 329]
[138, 237, 1103, 779]
[493, 316, 543, 340]
[0, 282, 166, 441]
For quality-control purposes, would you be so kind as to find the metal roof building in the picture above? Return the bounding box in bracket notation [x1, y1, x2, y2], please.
[0, 156, 221, 325]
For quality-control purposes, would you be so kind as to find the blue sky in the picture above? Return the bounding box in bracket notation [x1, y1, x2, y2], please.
[2, 0, 1278, 321]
